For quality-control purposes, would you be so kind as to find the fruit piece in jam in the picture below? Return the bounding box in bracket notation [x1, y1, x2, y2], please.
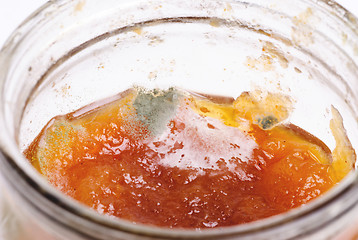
[24, 87, 356, 228]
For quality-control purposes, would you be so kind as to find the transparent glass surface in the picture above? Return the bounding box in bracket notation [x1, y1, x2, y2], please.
[1, 0, 358, 239]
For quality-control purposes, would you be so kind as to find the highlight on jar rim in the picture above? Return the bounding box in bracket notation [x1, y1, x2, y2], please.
[1, 0, 358, 239]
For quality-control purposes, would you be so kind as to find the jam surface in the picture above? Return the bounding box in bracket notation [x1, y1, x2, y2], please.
[24, 88, 355, 228]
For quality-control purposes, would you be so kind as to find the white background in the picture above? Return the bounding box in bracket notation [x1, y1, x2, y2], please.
[0, 0, 357, 48]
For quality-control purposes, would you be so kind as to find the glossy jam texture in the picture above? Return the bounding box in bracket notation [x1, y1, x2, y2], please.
[24, 88, 355, 228]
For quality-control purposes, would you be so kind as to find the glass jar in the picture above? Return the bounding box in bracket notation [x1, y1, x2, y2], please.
[1, 0, 358, 239]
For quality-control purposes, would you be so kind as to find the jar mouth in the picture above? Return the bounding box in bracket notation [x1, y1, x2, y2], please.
[1, 0, 358, 238]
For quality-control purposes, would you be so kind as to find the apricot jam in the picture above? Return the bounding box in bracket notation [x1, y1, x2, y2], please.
[24, 87, 355, 229]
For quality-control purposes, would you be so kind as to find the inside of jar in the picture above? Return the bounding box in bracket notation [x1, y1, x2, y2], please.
[3, 0, 358, 237]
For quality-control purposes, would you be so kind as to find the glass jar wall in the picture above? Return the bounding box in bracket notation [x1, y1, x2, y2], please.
[1, 0, 358, 239]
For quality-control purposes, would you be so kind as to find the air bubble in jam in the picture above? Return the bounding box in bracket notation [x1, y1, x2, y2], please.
[24, 87, 356, 229]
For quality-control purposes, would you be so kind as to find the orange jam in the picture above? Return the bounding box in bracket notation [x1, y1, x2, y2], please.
[24, 87, 355, 228]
